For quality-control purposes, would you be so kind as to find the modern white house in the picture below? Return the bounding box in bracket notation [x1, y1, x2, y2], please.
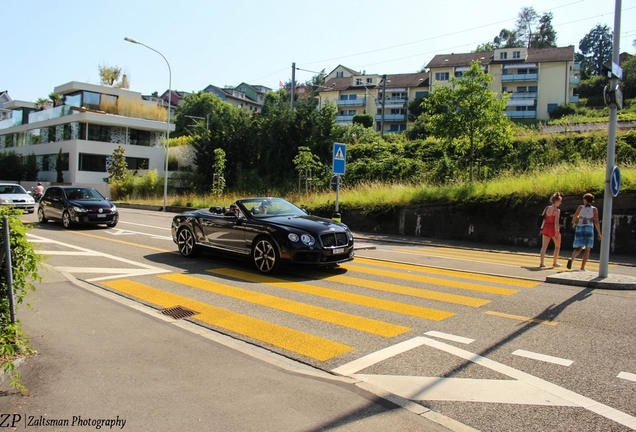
[0, 82, 173, 195]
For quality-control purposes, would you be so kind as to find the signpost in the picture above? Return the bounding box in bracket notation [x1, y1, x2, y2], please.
[611, 166, 621, 197]
[332, 143, 346, 222]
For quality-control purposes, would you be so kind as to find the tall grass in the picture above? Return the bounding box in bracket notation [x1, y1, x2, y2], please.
[122, 162, 636, 211]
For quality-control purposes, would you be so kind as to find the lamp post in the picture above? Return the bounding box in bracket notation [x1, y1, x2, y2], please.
[124, 36, 172, 212]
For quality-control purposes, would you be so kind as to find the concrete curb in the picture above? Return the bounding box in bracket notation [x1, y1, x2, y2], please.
[546, 271, 636, 290]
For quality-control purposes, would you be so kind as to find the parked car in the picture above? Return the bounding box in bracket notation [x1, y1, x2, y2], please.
[38, 186, 118, 229]
[0, 183, 36, 213]
[171, 197, 354, 273]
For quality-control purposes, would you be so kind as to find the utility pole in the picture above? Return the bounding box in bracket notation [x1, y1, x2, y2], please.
[380, 74, 387, 137]
[291, 62, 296, 111]
[599, 0, 622, 278]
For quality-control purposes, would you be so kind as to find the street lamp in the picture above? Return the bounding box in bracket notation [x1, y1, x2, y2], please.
[124, 36, 172, 212]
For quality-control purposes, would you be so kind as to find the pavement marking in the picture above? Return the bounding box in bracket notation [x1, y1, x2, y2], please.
[332, 338, 429, 375]
[28, 233, 169, 281]
[617, 372, 636, 382]
[101, 279, 352, 361]
[342, 263, 519, 296]
[69, 231, 172, 253]
[208, 268, 455, 321]
[353, 257, 539, 288]
[390, 247, 605, 271]
[424, 331, 474, 345]
[485, 310, 558, 326]
[160, 273, 410, 337]
[512, 349, 574, 367]
[298, 270, 490, 307]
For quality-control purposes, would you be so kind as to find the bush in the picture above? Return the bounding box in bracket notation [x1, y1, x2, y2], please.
[548, 104, 576, 120]
[0, 207, 42, 394]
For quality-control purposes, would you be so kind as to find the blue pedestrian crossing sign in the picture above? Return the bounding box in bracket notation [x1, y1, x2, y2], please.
[332, 143, 346, 175]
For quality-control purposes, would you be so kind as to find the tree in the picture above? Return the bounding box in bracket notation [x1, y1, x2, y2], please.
[515, 6, 540, 48]
[55, 149, 66, 183]
[35, 98, 50, 110]
[530, 12, 557, 48]
[293, 146, 324, 194]
[106, 146, 129, 182]
[579, 24, 613, 76]
[493, 29, 523, 49]
[423, 61, 513, 182]
[99, 64, 123, 86]
[23, 153, 39, 181]
[48, 92, 63, 107]
[474, 42, 495, 53]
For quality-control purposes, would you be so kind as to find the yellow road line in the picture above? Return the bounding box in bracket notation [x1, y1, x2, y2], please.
[71, 231, 173, 253]
[353, 257, 538, 288]
[391, 247, 604, 270]
[341, 263, 519, 296]
[298, 270, 490, 308]
[160, 273, 409, 337]
[208, 268, 454, 321]
[485, 310, 558, 326]
[102, 279, 352, 361]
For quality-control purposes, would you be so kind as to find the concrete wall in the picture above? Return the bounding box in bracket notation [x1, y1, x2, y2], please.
[338, 193, 636, 254]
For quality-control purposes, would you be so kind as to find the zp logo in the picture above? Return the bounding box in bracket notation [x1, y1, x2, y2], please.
[0, 414, 21, 428]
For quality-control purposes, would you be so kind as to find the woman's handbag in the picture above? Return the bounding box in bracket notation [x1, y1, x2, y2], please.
[537, 207, 547, 229]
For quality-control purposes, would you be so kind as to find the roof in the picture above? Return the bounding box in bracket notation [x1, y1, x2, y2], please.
[426, 46, 575, 69]
[426, 52, 492, 69]
[384, 72, 429, 88]
[326, 64, 361, 77]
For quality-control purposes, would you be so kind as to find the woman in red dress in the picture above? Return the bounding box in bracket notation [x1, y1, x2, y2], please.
[539, 192, 562, 268]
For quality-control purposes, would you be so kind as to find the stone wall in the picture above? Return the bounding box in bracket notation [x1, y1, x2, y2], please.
[338, 193, 636, 254]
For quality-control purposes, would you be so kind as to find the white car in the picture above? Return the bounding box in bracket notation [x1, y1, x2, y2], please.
[0, 183, 36, 213]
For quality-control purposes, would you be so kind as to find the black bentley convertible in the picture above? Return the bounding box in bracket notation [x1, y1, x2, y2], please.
[171, 197, 354, 273]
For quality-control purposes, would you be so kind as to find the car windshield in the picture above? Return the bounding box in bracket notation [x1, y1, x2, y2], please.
[64, 188, 105, 201]
[241, 199, 305, 218]
[0, 185, 27, 194]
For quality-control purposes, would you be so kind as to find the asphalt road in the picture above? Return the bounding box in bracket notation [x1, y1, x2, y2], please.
[12, 208, 636, 431]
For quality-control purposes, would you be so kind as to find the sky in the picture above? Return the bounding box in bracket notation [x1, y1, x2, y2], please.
[2, 0, 635, 103]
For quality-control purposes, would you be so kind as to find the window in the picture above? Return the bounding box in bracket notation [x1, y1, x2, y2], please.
[513, 51, 521, 59]
[414, 91, 429, 98]
[83, 92, 101, 110]
[356, 78, 362, 85]
[367, 78, 373, 84]
[130, 129, 151, 146]
[390, 108, 406, 114]
[336, 71, 344, 78]
[79, 153, 107, 172]
[528, 86, 537, 92]
[455, 71, 463, 78]
[517, 86, 527, 93]
[435, 72, 449, 81]
[125, 157, 149, 170]
[500, 52, 508, 60]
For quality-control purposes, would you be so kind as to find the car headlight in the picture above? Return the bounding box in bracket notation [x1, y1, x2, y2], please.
[27, 198, 35, 204]
[347, 229, 354, 241]
[288, 233, 299, 242]
[111, 205, 117, 212]
[300, 234, 315, 246]
[0, 199, 11, 204]
[72, 206, 87, 213]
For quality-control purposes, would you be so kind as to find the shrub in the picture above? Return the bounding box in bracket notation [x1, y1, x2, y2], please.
[548, 104, 576, 120]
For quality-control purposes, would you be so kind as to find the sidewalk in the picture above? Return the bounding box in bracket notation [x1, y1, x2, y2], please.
[0, 269, 459, 432]
[352, 231, 636, 290]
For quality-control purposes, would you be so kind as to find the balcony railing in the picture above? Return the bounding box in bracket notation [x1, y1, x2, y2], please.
[28, 105, 74, 124]
[375, 114, 406, 122]
[569, 77, 580, 85]
[505, 111, 537, 119]
[569, 95, 580, 103]
[375, 98, 408, 106]
[509, 92, 537, 99]
[335, 115, 355, 123]
[573, 63, 581, 71]
[0, 117, 22, 130]
[336, 98, 366, 107]
[501, 73, 538, 82]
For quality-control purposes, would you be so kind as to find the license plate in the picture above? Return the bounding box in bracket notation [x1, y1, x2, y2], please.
[332, 248, 345, 255]
[97, 214, 106, 218]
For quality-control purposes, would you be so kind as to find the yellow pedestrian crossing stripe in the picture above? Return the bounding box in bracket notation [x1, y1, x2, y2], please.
[207, 268, 455, 321]
[297, 270, 490, 307]
[342, 262, 519, 296]
[353, 257, 538, 288]
[159, 273, 409, 337]
[391, 247, 605, 271]
[101, 279, 353, 361]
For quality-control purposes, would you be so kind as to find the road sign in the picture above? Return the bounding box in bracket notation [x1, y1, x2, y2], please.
[330, 175, 341, 192]
[332, 143, 346, 175]
[611, 166, 621, 197]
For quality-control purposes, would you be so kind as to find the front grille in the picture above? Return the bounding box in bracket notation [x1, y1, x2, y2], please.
[320, 232, 348, 247]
